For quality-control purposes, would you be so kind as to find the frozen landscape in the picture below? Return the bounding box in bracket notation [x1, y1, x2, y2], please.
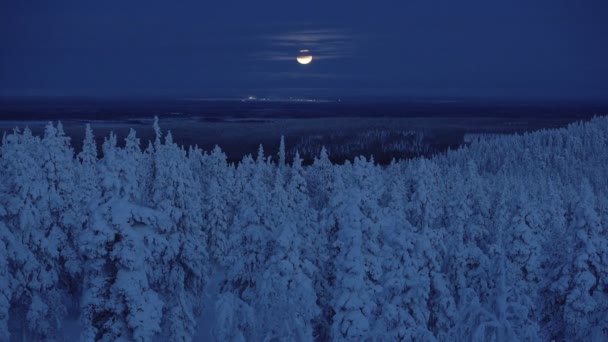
[2, 1, 608, 340]
[1, 115, 607, 341]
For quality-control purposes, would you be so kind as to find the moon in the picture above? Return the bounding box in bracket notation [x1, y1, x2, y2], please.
[297, 50, 313, 65]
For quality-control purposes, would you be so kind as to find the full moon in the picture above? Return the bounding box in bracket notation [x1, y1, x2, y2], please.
[297, 50, 313, 65]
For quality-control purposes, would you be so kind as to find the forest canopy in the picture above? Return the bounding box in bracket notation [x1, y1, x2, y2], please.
[1, 117, 607, 341]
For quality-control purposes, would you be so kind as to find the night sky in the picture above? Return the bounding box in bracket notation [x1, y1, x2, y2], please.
[1, 0, 607, 100]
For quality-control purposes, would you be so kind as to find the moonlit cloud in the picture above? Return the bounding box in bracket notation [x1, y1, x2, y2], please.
[256, 71, 346, 79]
[253, 28, 355, 62]
[271, 30, 350, 43]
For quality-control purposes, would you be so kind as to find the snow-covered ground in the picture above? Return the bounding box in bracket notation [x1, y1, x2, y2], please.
[193, 270, 225, 341]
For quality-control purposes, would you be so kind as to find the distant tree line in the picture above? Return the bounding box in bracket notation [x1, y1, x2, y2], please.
[289, 129, 431, 163]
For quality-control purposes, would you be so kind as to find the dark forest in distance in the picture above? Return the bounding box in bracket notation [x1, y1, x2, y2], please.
[1, 96, 606, 165]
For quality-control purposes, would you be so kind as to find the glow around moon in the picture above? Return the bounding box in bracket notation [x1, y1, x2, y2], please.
[297, 50, 313, 64]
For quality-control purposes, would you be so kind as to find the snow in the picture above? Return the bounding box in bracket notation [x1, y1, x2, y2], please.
[1, 116, 608, 341]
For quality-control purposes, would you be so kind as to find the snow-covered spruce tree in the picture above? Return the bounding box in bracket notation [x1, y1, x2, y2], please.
[308, 146, 334, 211]
[503, 184, 544, 322]
[214, 150, 273, 340]
[0, 216, 45, 340]
[0, 221, 25, 339]
[149, 118, 209, 341]
[123, 128, 148, 201]
[486, 184, 541, 340]
[199, 145, 233, 265]
[447, 190, 496, 339]
[76, 124, 101, 210]
[285, 150, 336, 341]
[373, 172, 436, 340]
[406, 159, 452, 320]
[251, 170, 320, 340]
[286, 151, 319, 274]
[406, 158, 443, 232]
[79, 130, 166, 341]
[461, 160, 491, 247]
[79, 198, 168, 341]
[203, 175, 231, 264]
[350, 156, 392, 334]
[255, 143, 275, 189]
[278, 135, 287, 170]
[329, 168, 374, 340]
[40, 121, 83, 325]
[224, 147, 273, 295]
[451, 178, 544, 341]
[537, 179, 570, 339]
[433, 166, 469, 325]
[553, 179, 608, 341]
[306, 147, 339, 340]
[0, 128, 39, 339]
[0, 124, 75, 340]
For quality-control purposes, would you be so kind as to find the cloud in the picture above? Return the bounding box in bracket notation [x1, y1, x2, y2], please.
[262, 71, 345, 79]
[253, 28, 355, 62]
[270, 29, 351, 43]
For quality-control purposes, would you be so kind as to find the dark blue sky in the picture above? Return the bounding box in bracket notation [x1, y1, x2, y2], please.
[1, 0, 607, 100]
